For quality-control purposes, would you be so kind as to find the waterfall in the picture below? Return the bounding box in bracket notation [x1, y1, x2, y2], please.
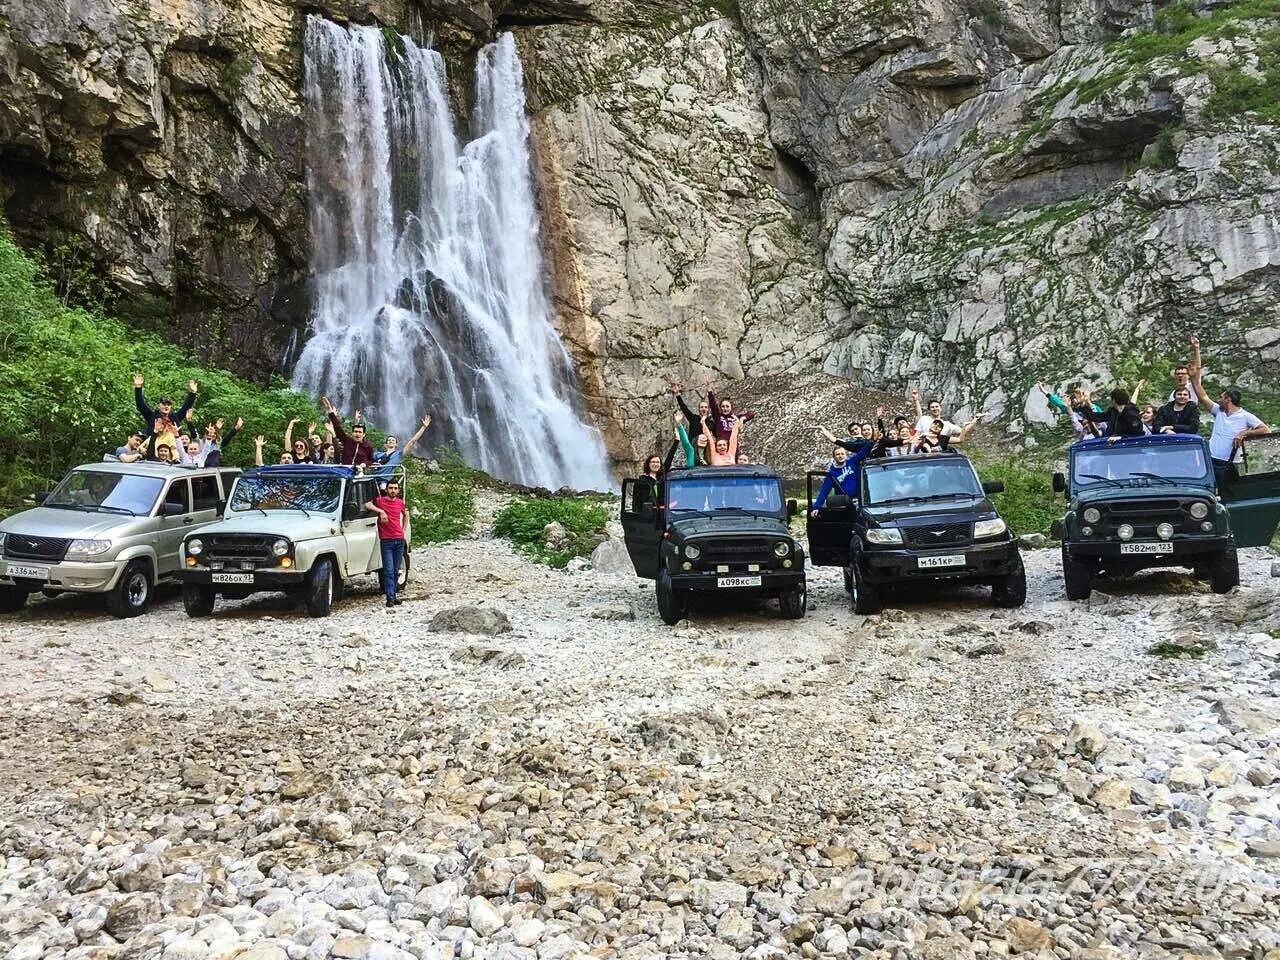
[293, 18, 611, 491]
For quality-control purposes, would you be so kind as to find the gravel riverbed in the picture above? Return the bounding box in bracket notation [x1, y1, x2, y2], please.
[1, 537, 1279, 960]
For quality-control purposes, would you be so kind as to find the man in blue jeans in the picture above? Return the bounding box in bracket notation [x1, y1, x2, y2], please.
[365, 479, 408, 608]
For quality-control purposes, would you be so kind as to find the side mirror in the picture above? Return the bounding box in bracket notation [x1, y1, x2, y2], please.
[342, 502, 360, 522]
[982, 480, 1005, 495]
[162, 501, 186, 517]
[1051, 472, 1066, 494]
[786, 498, 798, 518]
[32, 491, 49, 504]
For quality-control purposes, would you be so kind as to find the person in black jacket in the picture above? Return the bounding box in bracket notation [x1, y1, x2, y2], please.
[671, 381, 713, 449]
[134, 373, 196, 451]
[1154, 386, 1200, 435]
[1079, 388, 1144, 438]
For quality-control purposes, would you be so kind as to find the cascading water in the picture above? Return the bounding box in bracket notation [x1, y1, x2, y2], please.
[293, 18, 611, 491]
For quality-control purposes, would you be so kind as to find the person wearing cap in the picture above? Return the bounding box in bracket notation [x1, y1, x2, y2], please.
[113, 431, 148, 463]
[1187, 337, 1270, 486]
[134, 373, 196, 455]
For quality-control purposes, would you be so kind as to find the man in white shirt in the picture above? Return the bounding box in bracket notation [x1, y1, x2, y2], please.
[910, 388, 959, 440]
[1188, 339, 1269, 486]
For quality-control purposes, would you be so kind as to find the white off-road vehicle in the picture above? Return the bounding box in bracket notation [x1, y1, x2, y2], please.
[177, 464, 410, 618]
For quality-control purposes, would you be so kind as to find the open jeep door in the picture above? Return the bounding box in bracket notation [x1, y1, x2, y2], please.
[619, 479, 660, 579]
[1221, 434, 1280, 548]
[806, 470, 856, 568]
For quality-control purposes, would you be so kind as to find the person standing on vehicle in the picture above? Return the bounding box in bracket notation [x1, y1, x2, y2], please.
[373, 414, 432, 477]
[366, 479, 408, 608]
[810, 439, 867, 516]
[1154, 387, 1199, 434]
[672, 382, 714, 450]
[911, 388, 960, 441]
[1188, 341, 1270, 486]
[321, 396, 375, 466]
[1078, 388, 1144, 438]
[134, 373, 196, 453]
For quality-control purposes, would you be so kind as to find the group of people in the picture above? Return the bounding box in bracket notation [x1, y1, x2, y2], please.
[1039, 336, 1270, 484]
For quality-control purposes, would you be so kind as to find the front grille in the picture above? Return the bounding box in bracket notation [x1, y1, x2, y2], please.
[1107, 500, 1180, 514]
[202, 534, 276, 566]
[1096, 499, 1209, 537]
[904, 523, 971, 547]
[699, 538, 774, 564]
[4, 534, 71, 562]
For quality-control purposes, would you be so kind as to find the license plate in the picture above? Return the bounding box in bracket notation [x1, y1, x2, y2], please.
[1120, 542, 1173, 555]
[6, 563, 49, 580]
[718, 575, 762, 588]
[212, 573, 255, 584]
[918, 554, 966, 569]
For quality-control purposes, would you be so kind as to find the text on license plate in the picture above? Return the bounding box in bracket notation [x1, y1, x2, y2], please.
[1120, 542, 1174, 554]
[6, 563, 49, 579]
[212, 573, 255, 584]
[718, 575, 762, 589]
[917, 554, 966, 569]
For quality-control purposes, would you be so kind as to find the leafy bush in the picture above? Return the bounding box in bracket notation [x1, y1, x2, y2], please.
[493, 495, 611, 568]
[0, 227, 325, 511]
[404, 450, 479, 547]
[972, 455, 1061, 538]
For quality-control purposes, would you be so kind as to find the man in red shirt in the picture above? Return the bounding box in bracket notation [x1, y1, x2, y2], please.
[365, 478, 408, 608]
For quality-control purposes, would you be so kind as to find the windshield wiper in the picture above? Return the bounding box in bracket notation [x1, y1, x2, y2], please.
[874, 492, 976, 506]
[44, 502, 90, 511]
[1128, 472, 1177, 485]
[1078, 473, 1124, 487]
[92, 504, 137, 515]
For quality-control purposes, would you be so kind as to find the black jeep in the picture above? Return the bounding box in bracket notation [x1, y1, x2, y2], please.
[807, 452, 1025, 614]
[620, 466, 806, 625]
[1053, 433, 1280, 600]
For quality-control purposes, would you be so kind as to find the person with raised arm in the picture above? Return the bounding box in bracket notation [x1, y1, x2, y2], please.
[321, 396, 375, 466]
[1187, 336, 1269, 486]
[134, 373, 196, 454]
[702, 414, 741, 466]
[672, 381, 714, 450]
[910, 387, 961, 443]
[373, 414, 432, 472]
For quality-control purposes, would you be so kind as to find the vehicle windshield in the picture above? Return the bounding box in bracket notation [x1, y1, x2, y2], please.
[1072, 443, 1211, 486]
[864, 459, 982, 505]
[229, 476, 342, 514]
[666, 476, 783, 515]
[45, 470, 164, 515]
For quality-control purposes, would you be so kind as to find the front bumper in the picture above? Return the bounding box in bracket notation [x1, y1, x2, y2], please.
[669, 568, 806, 594]
[0, 558, 123, 594]
[179, 567, 305, 590]
[1066, 535, 1233, 562]
[859, 538, 1019, 584]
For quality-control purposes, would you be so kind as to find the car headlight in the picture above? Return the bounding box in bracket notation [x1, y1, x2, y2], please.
[1117, 523, 1134, 541]
[1189, 501, 1209, 520]
[684, 543, 701, 560]
[866, 528, 903, 545]
[1083, 507, 1101, 524]
[1157, 522, 1174, 540]
[773, 541, 790, 557]
[187, 538, 204, 556]
[65, 539, 113, 559]
[272, 539, 290, 557]
[974, 518, 1008, 539]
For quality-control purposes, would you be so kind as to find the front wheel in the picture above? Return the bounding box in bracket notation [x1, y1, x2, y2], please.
[850, 559, 880, 615]
[107, 560, 152, 618]
[1063, 552, 1091, 602]
[305, 558, 335, 618]
[992, 553, 1027, 608]
[182, 583, 216, 617]
[0, 586, 29, 614]
[656, 569, 686, 626]
[779, 584, 807, 619]
[1206, 548, 1239, 594]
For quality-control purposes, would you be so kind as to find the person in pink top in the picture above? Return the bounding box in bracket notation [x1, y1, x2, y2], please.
[365, 478, 408, 608]
[701, 416, 741, 466]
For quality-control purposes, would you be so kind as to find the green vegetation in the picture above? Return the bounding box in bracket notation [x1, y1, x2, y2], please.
[1148, 640, 1208, 659]
[1143, 126, 1180, 169]
[493, 495, 612, 568]
[404, 450, 480, 547]
[972, 454, 1060, 538]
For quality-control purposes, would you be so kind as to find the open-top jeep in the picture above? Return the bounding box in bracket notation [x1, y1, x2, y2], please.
[178, 464, 410, 618]
[1053, 433, 1280, 600]
[620, 465, 806, 625]
[0, 460, 240, 617]
[807, 451, 1025, 614]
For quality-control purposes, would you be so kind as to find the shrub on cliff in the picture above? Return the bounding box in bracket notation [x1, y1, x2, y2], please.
[493, 496, 611, 568]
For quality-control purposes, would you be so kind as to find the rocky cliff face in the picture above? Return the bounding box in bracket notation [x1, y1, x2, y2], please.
[2, 0, 1276, 463]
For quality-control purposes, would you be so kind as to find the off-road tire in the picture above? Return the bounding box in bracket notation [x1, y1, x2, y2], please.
[1062, 551, 1091, 602]
[656, 569, 686, 626]
[107, 559, 152, 618]
[849, 559, 880, 615]
[305, 558, 335, 618]
[182, 583, 216, 617]
[779, 584, 807, 619]
[992, 553, 1028, 608]
[0, 586, 29, 614]
[1207, 548, 1239, 594]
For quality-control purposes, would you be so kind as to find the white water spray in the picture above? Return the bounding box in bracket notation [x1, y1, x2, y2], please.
[293, 19, 610, 490]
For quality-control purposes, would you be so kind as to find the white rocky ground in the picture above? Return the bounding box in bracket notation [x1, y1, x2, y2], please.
[2, 529, 1279, 960]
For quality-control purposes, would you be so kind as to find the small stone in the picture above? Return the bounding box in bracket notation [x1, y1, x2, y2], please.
[813, 924, 850, 953]
[1247, 840, 1280, 858]
[239, 947, 288, 960]
[331, 934, 374, 958]
[1018, 533, 1047, 549]
[589, 604, 635, 621]
[1067, 723, 1108, 761]
[1003, 917, 1052, 953]
[449, 644, 525, 668]
[280, 771, 333, 800]
[144, 672, 176, 692]
[180, 760, 217, 789]
[430, 605, 511, 636]
[1091, 780, 1131, 809]
[967, 642, 1005, 658]
[316, 812, 354, 843]
[8, 937, 44, 960]
[1167, 765, 1205, 792]
[468, 896, 504, 936]
[511, 918, 545, 947]
[1206, 759, 1239, 787]
[716, 909, 754, 949]
[1213, 698, 1280, 737]
[1271, 560, 1280, 578]
[104, 893, 162, 939]
[1247, 763, 1278, 787]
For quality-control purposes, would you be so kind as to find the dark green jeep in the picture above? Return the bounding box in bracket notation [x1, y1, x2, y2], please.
[620, 466, 806, 625]
[1052, 433, 1280, 600]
